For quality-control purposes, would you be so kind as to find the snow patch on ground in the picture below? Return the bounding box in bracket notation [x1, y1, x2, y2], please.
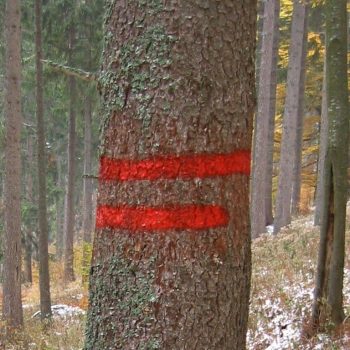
[247, 268, 350, 349]
[31, 304, 85, 319]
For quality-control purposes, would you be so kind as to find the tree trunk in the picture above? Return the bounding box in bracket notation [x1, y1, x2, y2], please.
[63, 26, 77, 283]
[23, 231, 33, 285]
[265, 6, 280, 226]
[56, 155, 64, 259]
[291, 5, 309, 215]
[82, 97, 94, 284]
[35, 0, 52, 320]
[2, 0, 24, 328]
[273, 0, 309, 234]
[312, 0, 348, 329]
[255, 0, 265, 91]
[84, 2, 255, 349]
[23, 136, 34, 285]
[314, 58, 327, 226]
[251, 0, 280, 238]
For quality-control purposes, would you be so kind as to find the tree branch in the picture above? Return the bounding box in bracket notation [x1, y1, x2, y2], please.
[42, 59, 98, 82]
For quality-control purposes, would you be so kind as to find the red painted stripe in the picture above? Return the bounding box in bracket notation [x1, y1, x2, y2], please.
[96, 205, 229, 231]
[99, 150, 250, 181]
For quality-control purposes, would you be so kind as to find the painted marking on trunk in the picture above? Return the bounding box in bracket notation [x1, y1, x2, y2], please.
[99, 150, 250, 181]
[96, 205, 229, 231]
[97, 150, 250, 232]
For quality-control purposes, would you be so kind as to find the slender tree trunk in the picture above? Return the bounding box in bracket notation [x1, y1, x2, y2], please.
[23, 231, 33, 284]
[251, 0, 280, 238]
[2, 0, 24, 328]
[35, 0, 52, 319]
[314, 58, 327, 225]
[84, 2, 255, 349]
[23, 136, 34, 285]
[63, 26, 77, 283]
[291, 5, 309, 215]
[255, 0, 265, 91]
[312, 0, 348, 329]
[265, 7, 280, 226]
[274, 0, 309, 234]
[56, 155, 64, 259]
[82, 97, 94, 284]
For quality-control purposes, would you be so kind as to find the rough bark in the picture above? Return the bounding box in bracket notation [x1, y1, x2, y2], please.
[63, 26, 77, 283]
[84, 1, 255, 349]
[312, 0, 348, 329]
[35, 0, 52, 319]
[291, 5, 309, 215]
[273, 0, 309, 234]
[2, 0, 24, 328]
[251, 0, 280, 238]
[314, 58, 327, 226]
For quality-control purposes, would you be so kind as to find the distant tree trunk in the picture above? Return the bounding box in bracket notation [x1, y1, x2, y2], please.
[291, 5, 309, 215]
[274, 0, 309, 234]
[63, 26, 77, 283]
[314, 58, 327, 225]
[56, 155, 64, 259]
[84, 1, 256, 349]
[82, 97, 94, 284]
[23, 136, 34, 285]
[312, 0, 348, 329]
[251, 0, 280, 238]
[35, 0, 52, 319]
[255, 0, 265, 90]
[23, 231, 33, 284]
[2, 0, 24, 328]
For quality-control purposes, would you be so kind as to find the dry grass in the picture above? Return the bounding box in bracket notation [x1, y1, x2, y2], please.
[248, 214, 350, 349]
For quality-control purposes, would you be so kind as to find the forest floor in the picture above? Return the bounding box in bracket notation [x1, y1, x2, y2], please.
[1, 211, 349, 349]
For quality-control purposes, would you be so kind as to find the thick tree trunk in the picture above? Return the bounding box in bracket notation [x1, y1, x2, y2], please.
[274, 0, 309, 234]
[82, 97, 94, 284]
[314, 59, 327, 226]
[291, 5, 309, 215]
[312, 0, 348, 329]
[35, 0, 52, 319]
[251, 0, 280, 238]
[63, 26, 77, 283]
[84, 2, 255, 349]
[2, 0, 24, 328]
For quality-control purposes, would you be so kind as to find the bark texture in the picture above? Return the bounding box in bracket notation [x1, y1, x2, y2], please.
[273, 0, 309, 234]
[84, 1, 255, 349]
[2, 0, 24, 328]
[35, 0, 52, 319]
[251, 0, 280, 238]
[63, 26, 77, 283]
[312, 0, 348, 329]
